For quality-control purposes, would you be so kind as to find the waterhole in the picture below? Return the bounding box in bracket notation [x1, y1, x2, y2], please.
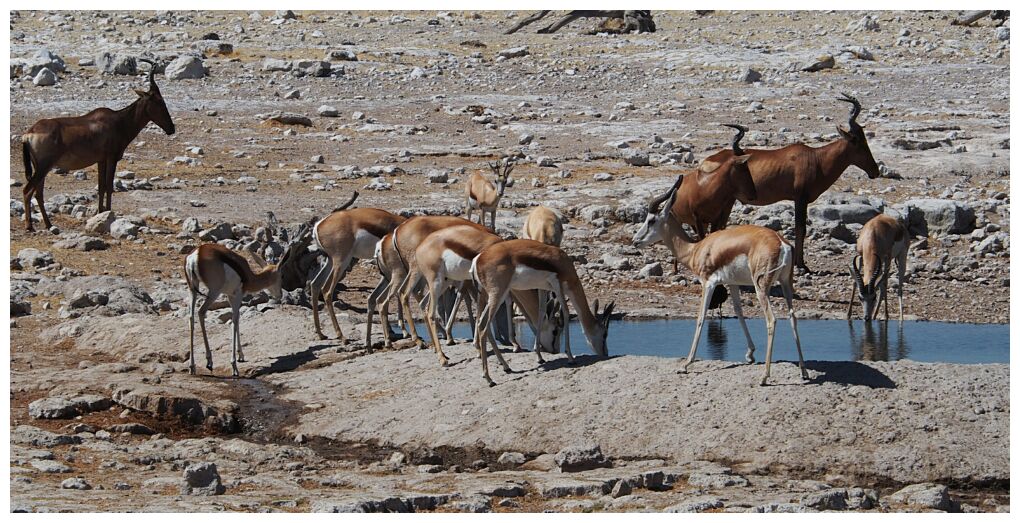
[428, 319, 1008, 364]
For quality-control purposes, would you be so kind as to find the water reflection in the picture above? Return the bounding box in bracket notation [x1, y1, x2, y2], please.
[848, 321, 911, 362]
[706, 319, 728, 361]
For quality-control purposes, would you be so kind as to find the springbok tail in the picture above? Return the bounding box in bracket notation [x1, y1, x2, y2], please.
[184, 252, 206, 297]
[391, 228, 407, 270]
[22, 141, 33, 180]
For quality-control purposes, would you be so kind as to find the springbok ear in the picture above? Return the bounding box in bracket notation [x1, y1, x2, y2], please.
[592, 299, 600, 314]
[733, 155, 751, 165]
[602, 301, 615, 321]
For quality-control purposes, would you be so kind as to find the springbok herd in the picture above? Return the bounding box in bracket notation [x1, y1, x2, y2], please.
[20, 65, 912, 387]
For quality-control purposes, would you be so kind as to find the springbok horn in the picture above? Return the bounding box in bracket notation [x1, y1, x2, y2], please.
[137, 58, 157, 92]
[332, 191, 359, 212]
[871, 257, 883, 293]
[647, 175, 684, 213]
[722, 124, 748, 155]
[503, 159, 515, 178]
[850, 254, 866, 290]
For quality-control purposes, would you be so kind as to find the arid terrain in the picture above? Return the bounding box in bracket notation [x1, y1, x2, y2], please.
[9, 10, 1010, 512]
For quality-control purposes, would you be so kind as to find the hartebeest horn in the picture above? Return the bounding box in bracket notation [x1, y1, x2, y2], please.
[137, 58, 158, 93]
[837, 93, 863, 134]
[723, 123, 748, 155]
[332, 191, 359, 212]
[647, 175, 684, 213]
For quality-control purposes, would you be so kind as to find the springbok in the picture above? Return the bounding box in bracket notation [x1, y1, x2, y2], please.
[384, 215, 489, 348]
[848, 214, 909, 322]
[471, 239, 614, 386]
[465, 159, 514, 229]
[521, 205, 566, 246]
[703, 94, 881, 271]
[411, 224, 562, 366]
[20, 58, 175, 230]
[632, 175, 808, 386]
[671, 124, 757, 240]
[185, 244, 284, 377]
[309, 194, 406, 341]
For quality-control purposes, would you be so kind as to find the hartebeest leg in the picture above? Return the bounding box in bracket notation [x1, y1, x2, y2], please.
[781, 280, 808, 381]
[683, 282, 716, 373]
[727, 285, 756, 363]
[104, 160, 117, 211]
[794, 199, 809, 271]
[96, 160, 108, 213]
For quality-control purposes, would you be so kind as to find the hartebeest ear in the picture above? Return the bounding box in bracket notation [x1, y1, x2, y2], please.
[134, 89, 148, 98]
[733, 155, 751, 165]
[837, 126, 857, 142]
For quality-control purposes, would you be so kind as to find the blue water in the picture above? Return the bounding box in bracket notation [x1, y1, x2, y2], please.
[422, 319, 1009, 364]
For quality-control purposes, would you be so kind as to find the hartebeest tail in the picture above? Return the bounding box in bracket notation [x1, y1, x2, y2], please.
[20, 58, 175, 231]
[703, 94, 881, 271]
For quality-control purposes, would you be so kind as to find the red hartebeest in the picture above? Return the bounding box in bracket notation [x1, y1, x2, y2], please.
[671, 124, 757, 240]
[703, 94, 881, 271]
[20, 58, 176, 231]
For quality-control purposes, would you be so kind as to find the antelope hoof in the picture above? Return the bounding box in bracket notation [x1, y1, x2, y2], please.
[801, 371, 810, 381]
[486, 378, 496, 387]
[206, 362, 213, 371]
[317, 333, 328, 341]
[745, 351, 756, 364]
[237, 356, 246, 363]
[189, 365, 196, 375]
[759, 377, 770, 386]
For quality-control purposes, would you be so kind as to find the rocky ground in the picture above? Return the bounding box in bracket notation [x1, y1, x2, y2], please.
[9, 10, 1010, 512]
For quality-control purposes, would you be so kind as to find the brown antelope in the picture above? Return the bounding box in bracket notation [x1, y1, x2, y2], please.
[465, 159, 514, 229]
[384, 215, 489, 348]
[470, 239, 614, 386]
[632, 175, 808, 386]
[703, 94, 881, 271]
[411, 225, 562, 366]
[185, 244, 283, 377]
[848, 214, 909, 322]
[672, 124, 757, 240]
[309, 196, 406, 341]
[20, 58, 175, 230]
[521, 205, 566, 246]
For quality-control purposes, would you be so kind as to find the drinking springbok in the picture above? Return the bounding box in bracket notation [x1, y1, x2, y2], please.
[848, 214, 909, 322]
[185, 244, 284, 377]
[702, 94, 881, 271]
[671, 124, 757, 240]
[20, 58, 175, 230]
[471, 239, 614, 386]
[632, 176, 808, 386]
[309, 195, 406, 341]
[465, 159, 514, 229]
[411, 225, 561, 366]
[521, 205, 566, 246]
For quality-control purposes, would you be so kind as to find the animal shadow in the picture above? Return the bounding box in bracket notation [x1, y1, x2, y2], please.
[805, 360, 897, 389]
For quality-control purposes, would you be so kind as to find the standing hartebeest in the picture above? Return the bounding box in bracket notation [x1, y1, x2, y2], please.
[848, 214, 909, 322]
[20, 58, 175, 231]
[671, 124, 757, 240]
[702, 94, 881, 271]
[633, 175, 808, 386]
